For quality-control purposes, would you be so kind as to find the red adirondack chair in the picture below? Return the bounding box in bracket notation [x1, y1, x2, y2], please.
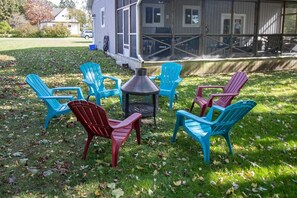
[68, 100, 142, 167]
[190, 72, 248, 116]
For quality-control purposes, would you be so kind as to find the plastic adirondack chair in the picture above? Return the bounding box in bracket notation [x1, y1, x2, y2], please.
[172, 100, 256, 164]
[150, 62, 182, 109]
[80, 62, 122, 105]
[26, 74, 84, 129]
[190, 72, 248, 116]
[68, 101, 142, 167]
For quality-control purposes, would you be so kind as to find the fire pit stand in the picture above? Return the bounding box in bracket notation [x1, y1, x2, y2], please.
[121, 68, 160, 125]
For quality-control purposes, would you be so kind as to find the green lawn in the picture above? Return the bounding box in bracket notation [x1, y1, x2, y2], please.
[0, 38, 296, 197]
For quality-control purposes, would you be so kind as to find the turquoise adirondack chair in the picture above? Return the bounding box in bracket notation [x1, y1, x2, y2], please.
[150, 62, 182, 109]
[26, 74, 85, 129]
[80, 62, 122, 105]
[171, 100, 256, 163]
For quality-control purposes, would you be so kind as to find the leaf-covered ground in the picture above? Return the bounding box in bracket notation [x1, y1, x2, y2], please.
[0, 39, 296, 197]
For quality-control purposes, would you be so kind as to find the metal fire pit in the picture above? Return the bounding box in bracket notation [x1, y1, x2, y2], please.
[121, 68, 160, 125]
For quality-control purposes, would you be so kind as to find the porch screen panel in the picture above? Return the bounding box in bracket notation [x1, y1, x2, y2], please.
[130, 35, 137, 58]
[124, 0, 129, 6]
[124, 10, 129, 45]
[117, 10, 123, 54]
[284, 3, 297, 34]
[130, 5, 137, 58]
[205, 0, 232, 34]
[131, 5, 136, 33]
[259, 2, 282, 34]
[117, 0, 123, 8]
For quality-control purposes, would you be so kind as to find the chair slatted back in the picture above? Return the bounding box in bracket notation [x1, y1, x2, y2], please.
[216, 72, 248, 107]
[211, 100, 256, 135]
[159, 62, 182, 90]
[68, 101, 113, 138]
[80, 62, 105, 91]
[26, 74, 60, 109]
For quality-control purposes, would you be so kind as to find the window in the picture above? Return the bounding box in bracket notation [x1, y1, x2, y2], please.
[221, 13, 246, 34]
[101, 7, 105, 27]
[143, 4, 164, 27]
[183, 6, 200, 27]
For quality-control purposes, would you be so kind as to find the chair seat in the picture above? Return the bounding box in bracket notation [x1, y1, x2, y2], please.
[109, 119, 133, 142]
[194, 96, 208, 106]
[194, 96, 219, 107]
[159, 89, 176, 96]
[58, 103, 71, 112]
[99, 89, 120, 98]
[184, 119, 211, 138]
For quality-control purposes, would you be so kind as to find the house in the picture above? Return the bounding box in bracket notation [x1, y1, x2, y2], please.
[40, 8, 81, 35]
[87, 0, 297, 72]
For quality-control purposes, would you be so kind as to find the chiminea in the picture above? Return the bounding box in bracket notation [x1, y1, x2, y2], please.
[121, 68, 160, 125]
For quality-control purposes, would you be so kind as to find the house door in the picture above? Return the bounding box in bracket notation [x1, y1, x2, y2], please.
[123, 8, 130, 57]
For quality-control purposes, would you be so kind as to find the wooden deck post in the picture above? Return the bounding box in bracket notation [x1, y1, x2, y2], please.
[253, 0, 260, 56]
[200, 0, 206, 56]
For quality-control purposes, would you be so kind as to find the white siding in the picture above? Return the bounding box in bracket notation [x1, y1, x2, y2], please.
[92, 0, 116, 53]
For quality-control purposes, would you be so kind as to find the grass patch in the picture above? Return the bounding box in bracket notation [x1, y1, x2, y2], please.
[0, 39, 296, 197]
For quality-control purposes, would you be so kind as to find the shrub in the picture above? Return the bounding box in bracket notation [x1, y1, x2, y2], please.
[12, 24, 39, 37]
[42, 24, 70, 38]
[0, 21, 12, 34]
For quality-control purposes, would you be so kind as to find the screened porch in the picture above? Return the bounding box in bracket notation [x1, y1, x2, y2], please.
[139, 0, 297, 61]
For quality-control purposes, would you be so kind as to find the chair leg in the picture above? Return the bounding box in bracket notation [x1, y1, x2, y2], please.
[95, 97, 101, 106]
[44, 113, 53, 129]
[200, 137, 211, 164]
[200, 105, 207, 117]
[171, 118, 181, 143]
[222, 133, 233, 155]
[112, 139, 121, 167]
[169, 97, 174, 109]
[119, 94, 122, 105]
[134, 120, 141, 145]
[82, 133, 94, 160]
[190, 101, 195, 112]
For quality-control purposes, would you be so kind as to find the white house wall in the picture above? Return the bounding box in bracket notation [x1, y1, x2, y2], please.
[40, 8, 81, 35]
[92, 0, 116, 53]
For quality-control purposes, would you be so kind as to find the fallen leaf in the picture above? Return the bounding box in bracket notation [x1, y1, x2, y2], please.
[173, 180, 182, 186]
[112, 188, 124, 198]
[107, 182, 116, 190]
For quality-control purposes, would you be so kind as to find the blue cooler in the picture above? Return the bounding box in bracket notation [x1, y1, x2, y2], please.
[89, 44, 97, 51]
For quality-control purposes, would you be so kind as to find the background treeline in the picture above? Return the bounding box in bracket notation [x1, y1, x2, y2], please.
[0, 0, 89, 38]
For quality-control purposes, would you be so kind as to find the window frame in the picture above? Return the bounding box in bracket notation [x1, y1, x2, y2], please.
[101, 7, 105, 28]
[142, 3, 164, 27]
[182, 5, 201, 28]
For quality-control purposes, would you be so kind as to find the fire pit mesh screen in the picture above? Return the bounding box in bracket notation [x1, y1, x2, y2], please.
[122, 95, 158, 117]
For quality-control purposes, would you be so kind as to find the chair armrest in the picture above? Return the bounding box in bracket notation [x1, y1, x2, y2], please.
[39, 96, 74, 101]
[82, 79, 97, 91]
[112, 113, 142, 129]
[197, 85, 225, 97]
[207, 92, 239, 106]
[205, 105, 225, 121]
[102, 76, 121, 89]
[171, 78, 182, 91]
[51, 87, 84, 100]
[176, 110, 213, 125]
